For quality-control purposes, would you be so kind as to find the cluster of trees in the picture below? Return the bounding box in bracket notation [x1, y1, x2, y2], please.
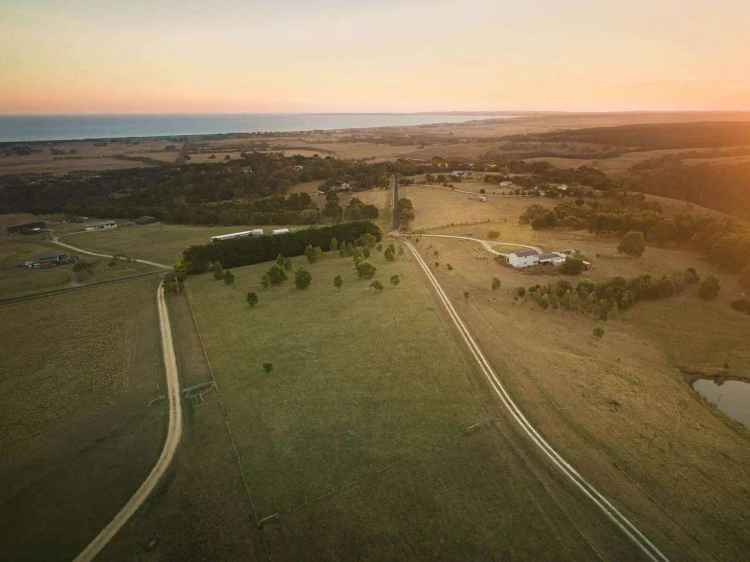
[183, 221, 381, 273]
[398, 197, 415, 228]
[0, 151, 390, 226]
[519, 268, 708, 320]
[625, 161, 750, 221]
[521, 199, 750, 273]
[481, 161, 618, 191]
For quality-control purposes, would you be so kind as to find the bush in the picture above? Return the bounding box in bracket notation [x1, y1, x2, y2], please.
[390, 274, 400, 286]
[730, 299, 750, 314]
[294, 268, 312, 289]
[246, 292, 258, 307]
[223, 269, 235, 285]
[356, 261, 376, 279]
[265, 263, 287, 286]
[370, 280, 384, 292]
[384, 246, 395, 261]
[333, 274, 343, 289]
[212, 263, 224, 280]
[699, 275, 721, 300]
[492, 277, 501, 290]
[262, 362, 273, 374]
[487, 230, 500, 240]
[560, 257, 585, 275]
[618, 231, 646, 257]
[593, 327, 605, 339]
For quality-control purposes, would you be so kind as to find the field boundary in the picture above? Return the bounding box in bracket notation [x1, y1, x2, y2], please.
[0, 269, 161, 306]
[183, 285, 267, 555]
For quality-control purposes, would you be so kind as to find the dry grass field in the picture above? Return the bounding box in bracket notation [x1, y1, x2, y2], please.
[0, 277, 164, 561]
[185, 249, 657, 561]
[403, 190, 750, 560]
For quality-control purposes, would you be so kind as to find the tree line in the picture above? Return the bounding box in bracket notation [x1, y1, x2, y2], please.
[182, 220, 382, 273]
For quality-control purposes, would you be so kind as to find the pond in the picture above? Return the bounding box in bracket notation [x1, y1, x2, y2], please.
[692, 378, 750, 428]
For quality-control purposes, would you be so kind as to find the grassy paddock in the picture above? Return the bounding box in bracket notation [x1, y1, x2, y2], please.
[63, 223, 302, 266]
[188, 247, 623, 561]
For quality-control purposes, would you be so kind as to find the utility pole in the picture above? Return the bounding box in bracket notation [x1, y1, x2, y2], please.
[391, 173, 400, 231]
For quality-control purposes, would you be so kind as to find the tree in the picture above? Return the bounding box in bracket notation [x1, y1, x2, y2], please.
[390, 274, 400, 286]
[262, 362, 273, 374]
[212, 262, 224, 280]
[492, 277, 501, 290]
[384, 246, 395, 261]
[699, 275, 720, 300]
[223, 270, 235, 285]
[487, 230, 500, 240]
[265, 263, 287, 286]
[247, 292, 258, 307]
[356, 261, 376, 279]
[593, 326, 605, 339]
[334, 274, 343, 289]
[464, 291, 470, 300]
[305, 244, 317, 264]
[560, 257, 585, 275]
[398, 197, 415, 227]
[618, 231, 646, 257]
[370, 280, 384, 292]
[295, 268, 312, 289]
[330, 237, 339, 252]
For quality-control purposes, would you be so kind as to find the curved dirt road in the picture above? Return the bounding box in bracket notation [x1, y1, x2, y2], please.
[402, 238, 670, 562]
[414, 233, 542, 256]
[57, 236, 182, 562]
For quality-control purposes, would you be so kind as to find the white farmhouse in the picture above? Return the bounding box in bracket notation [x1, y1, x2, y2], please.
[538, 252, 567, 266]
[506, 250, 540, 268]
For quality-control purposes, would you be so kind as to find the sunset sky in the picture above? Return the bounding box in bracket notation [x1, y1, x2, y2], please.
[2, 0, 749, 114]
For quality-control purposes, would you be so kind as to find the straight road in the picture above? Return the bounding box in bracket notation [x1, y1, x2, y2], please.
[402, 238, 670, 562]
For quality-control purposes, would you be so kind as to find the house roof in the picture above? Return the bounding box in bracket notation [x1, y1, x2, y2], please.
[510, 250, 539, 258]
[539, 252, 562, 260]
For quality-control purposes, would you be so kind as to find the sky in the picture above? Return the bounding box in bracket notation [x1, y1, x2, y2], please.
[2, 0, 749, 114]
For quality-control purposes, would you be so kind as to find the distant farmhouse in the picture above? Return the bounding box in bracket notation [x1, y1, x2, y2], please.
[23, 253, 78, 269]
[85, 220, 117, 231]
[7, 221, 47, 235]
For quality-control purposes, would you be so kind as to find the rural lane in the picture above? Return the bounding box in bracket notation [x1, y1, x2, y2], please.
[401, 237, 670, 562]
[51, 238, 172, 270]
[51, 237, 182, 562]
[415, 233, 542, 256]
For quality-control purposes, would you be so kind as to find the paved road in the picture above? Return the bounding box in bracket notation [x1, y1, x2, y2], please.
[401, 238, 670, 562]
[415, 233, 543, 256]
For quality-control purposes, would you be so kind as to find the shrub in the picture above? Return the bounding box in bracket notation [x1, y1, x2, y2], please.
[390, 275, 400, 286]
[699, 276, 721, 300]
[333, 274, 343, 289]
[246, 292, 258, 307]
[265, 263, 287, 286]
[515, 287, 526, 298]
[356, 261, 376, 279]
[593, 327, 605, 339]
[684, 267, 700, 284]
[212, 263, 224, 280]
[294, 268, 312, 289]
[487, 230, 500, 240]
[384, 246, 395, 261]
[492, 277, 501, 290]
[618, 231, 646, 257]
[305, 244, 317, 263]
[560, 257, 585, 275]
[330, 237, 339, 252]
[730, 299, 750, 314]
[262, 362, 273, 374]
[370, 280, 384, 292]
[223, 269, 235, 285]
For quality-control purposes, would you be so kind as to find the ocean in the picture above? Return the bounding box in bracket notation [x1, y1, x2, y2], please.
[0, 113, 509, 143]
